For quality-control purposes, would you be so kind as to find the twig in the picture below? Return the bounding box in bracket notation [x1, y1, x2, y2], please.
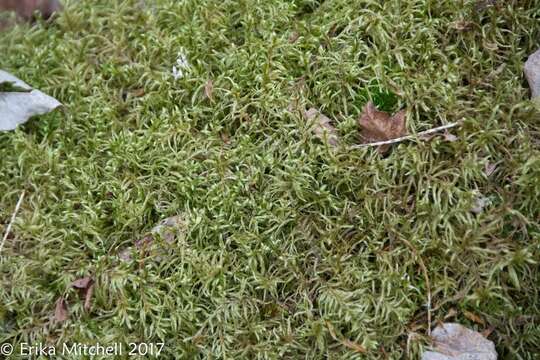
[350, 122, 460, 149]
[0, 190, 25, 255]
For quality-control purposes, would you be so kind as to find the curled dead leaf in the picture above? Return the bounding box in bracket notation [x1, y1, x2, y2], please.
[84, 283, 94, 311]
[72, 277, 92, 289]
[305, 108, 339, 147]
[72, 276, 94, 312]
[220, 132, 231, 145]
[54, 297, 68, 323]
[358, 102, 407, 153]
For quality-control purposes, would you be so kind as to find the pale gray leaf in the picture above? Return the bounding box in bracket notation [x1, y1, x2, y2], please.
[0, 69, 62, 131]
[305, 108, 339, 147]
[422, 323, 497, 360]
[524, 48, 540, 99]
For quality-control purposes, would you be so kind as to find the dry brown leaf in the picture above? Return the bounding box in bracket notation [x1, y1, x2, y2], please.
[305, 108, 339, 147]
[204, 79, 214, 102]
[54, 297, 68, 323]
[72, 276, 94, 312]
[84, 283, 94, 311]
[0, 0, 62, 20]
[358, 102, 407, 153]
[72, 277, 92, 289]
[220, 132, 231, 145]
[464, 311, 485, 325]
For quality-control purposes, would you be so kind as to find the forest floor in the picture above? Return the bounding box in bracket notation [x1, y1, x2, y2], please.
[1, 0, 539, 358]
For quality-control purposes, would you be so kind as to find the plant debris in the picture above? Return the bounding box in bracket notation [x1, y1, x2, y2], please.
[524, 48, 540, 100]
[1, 0, 539, 357]
[0, 190, 25, 255]
[205, 79, 214, 101]
[83, 283, 94, 311]
[305, 107, 339, 147]
[54, 297, 68, 323]
[484, 162, 497, 177]
[119, 215, 188, 261]
[422, 323, 497, 360]
[358, 101, 407, 153]
[0, 0, 62, 20]
[72, 276, 94, 311]
[442, 132, 458, 142]
[0, 69, 62, 131]
[464, 311, 486, 326]
[72, 277, 92, 289]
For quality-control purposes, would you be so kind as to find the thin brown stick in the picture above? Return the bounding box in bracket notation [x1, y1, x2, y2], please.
[0, 190, 25, 255]
[351, 122, 460, 149]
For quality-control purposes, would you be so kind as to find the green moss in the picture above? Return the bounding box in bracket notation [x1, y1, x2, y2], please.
[0, 81, 31, 92]
[0, 0, 539, 358]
